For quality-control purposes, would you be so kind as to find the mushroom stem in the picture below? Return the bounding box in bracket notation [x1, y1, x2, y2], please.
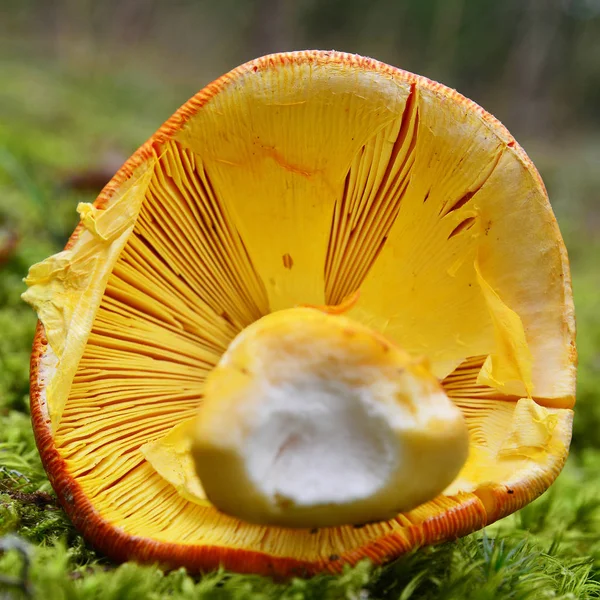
[190, 307, 469, 528]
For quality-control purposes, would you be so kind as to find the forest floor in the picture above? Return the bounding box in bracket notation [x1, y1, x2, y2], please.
[1, 52, 600, 599]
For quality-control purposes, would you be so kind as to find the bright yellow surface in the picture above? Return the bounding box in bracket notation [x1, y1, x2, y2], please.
[23, 52, 575, 561]
[140, 419, 208, 505]
[23, 162, 154, 430]
[443, 357, 572, 497]
[474, 261, 533, 398]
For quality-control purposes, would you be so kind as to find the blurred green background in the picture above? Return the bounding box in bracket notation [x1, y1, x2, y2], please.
[0, 1, 599, 597]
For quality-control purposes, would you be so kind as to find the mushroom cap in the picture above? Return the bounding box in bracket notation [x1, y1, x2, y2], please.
[24, 50, 575, 577]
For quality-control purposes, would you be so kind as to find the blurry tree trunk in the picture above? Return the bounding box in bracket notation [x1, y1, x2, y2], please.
[428, 0, 465, 83]
[568, 15, 600, 126]
[247, 0, 296, 57]
[111, 0, 158, 49]
[504, 0, 562, 137]
[55, 0, 95, 67]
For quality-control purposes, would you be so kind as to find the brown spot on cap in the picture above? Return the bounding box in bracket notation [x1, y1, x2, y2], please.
[282, 253, 294, 270]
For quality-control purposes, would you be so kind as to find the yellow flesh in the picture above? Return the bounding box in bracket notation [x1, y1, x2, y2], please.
[23, 53, 574, 563]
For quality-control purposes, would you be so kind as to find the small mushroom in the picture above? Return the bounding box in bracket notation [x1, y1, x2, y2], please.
[23, 51, 575, 577]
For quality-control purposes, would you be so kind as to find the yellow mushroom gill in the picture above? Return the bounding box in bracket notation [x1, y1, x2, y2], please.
[22, 52, 575, 570]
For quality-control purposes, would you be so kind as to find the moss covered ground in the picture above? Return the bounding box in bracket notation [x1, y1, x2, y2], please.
[1, 53, 600, 599]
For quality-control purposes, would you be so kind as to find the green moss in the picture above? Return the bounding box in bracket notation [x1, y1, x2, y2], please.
[0, 546, 372, 600]
[0, 412, 47, 490]
[1, 473, 600, 600]
[570, 248, 600, 450]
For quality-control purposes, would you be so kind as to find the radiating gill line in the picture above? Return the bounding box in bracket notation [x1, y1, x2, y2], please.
[67, 392, 201, 412]
[125, 220, 237, 342]
[78, 345, 214, 371]
[142, 183, 236, 324]
[155, 147, 261, 325]
[57, 405, 198, 454]
[98, 294, 229, 353]
[179, 150, 265, 314]
[96, 462, 156, 505]
[67, 388, 201, 410]
[324, 163, 353, 285]
[443, 355, 486, 373]
[378, 83, 419, 192]
[64, 398, 201, 417]
[124, 489, 191, 526]
[188, 160, 265, 324]
[442, 355, 522, 403]
[68, 444, 144, 483]
[90, 323, 210, 360]
[439, 149, 504, 218]
[324, 83, 420, 305]
[339, 145, 415, 295]
[343, 172, 413, 294]
[74, 364, 206, 382]
[325, 99, 410, 300]
[152, 165, 226, 280]
[446, 191, 475, 215]
[86, 331, 209, 367]
[153, 499, 203, 536]
[104, 279, 180, 328]
[73, 368, 204, 383]
[59, 398, 199, 436]
[68, 452, 145, 485]
[137, 141, 268, 331]
[91, 461, 148, 497]
[78, 345, 214, 369]
[451, 393, 522, 402]
[111, 469, 186, 519]
[181, 144, 269, 320]
[116, 237, 237, 350]
[448, 216, 477, 239]
[328, 87, 419, 299]
[65, 427, 179, 470]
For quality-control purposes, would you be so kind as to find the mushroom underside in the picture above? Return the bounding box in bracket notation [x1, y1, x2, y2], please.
[24, 51, 575, 576]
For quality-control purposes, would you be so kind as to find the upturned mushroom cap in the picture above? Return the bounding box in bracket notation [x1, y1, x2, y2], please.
[23, 50, 575, 577]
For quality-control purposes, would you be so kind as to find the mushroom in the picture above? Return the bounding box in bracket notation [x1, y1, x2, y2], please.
[23, 51, 576, 577]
